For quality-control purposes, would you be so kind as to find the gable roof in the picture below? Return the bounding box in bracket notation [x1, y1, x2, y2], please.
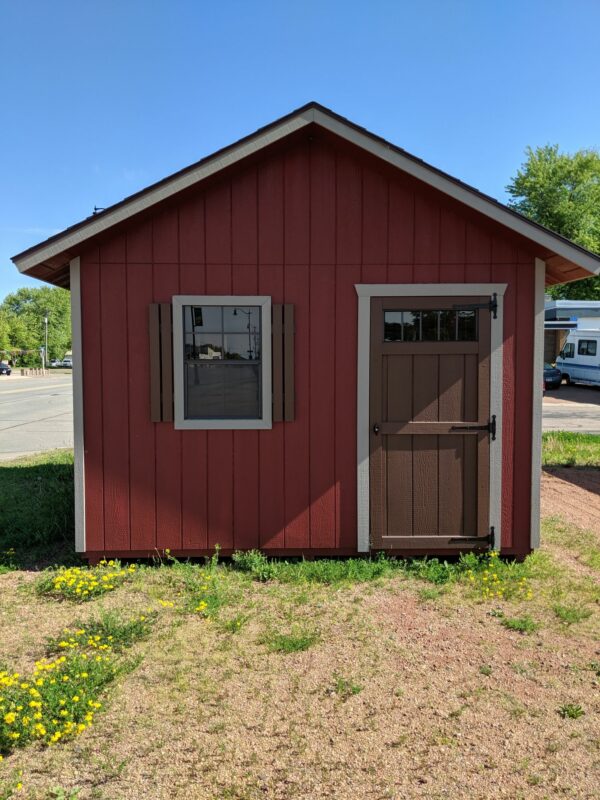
[12, 102, 600, 288]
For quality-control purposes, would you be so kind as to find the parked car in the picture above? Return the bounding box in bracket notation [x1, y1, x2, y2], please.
[0, 362, 11, 376]
[543, 362, 562, 390]
[61, 357, 73, 368]
[49, 358, 61, 367]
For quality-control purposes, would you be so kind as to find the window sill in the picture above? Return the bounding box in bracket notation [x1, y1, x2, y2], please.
[173, 418, 273, 430]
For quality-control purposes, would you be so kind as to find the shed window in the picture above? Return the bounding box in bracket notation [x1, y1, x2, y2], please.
[172, 296, 272, 430]
[384, 310, 477, 342]
[578, 339, 597, 357]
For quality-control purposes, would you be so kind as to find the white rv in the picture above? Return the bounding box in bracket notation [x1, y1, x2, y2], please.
[556, 324, 600, 387]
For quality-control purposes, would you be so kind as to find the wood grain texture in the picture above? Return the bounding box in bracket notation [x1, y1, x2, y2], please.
[80, 132, 533, 557]
[283, 304, 295, 422]
[130, 271, 157, 550]
[100, 261, 130, 551]
[272, 304, 284, 422]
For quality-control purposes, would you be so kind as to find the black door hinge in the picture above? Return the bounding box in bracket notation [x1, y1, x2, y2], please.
[450, 414, 496, 441]
[449, 526, 495, 547]
[452, 292, 497, 319]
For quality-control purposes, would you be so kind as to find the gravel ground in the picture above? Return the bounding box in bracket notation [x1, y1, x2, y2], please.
[1, 482, 599, 799]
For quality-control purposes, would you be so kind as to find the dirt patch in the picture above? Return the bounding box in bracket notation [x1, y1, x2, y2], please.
[542, 469, 600, 532]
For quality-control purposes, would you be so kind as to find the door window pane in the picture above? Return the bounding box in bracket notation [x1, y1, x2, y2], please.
[383, 311, 404, 341]
[457, 311, 477, 341]
[421, 311, 439, 341]
[384, 308, 478, 342]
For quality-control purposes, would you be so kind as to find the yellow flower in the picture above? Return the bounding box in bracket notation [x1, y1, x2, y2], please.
[4, 711, 16, 724]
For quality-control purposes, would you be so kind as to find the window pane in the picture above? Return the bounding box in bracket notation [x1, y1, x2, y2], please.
[402, 312, 420, 341]
[578, 339, 597, 356]
[457, 311, 477, 341]
[421, 311, 438, 341]
[384, 312, 404, 341]
[223, 306, 260, 333]
[224, 333, 261, 360]
[186, 334, 223, 360]
[190, 306, 222, 332]
[439, 310, 456, 341]
[185, 363, 261, 419]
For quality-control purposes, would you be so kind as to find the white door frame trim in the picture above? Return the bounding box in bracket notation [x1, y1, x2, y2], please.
[70, 257, 86, 552]
[355, 283, 507, 552]
[530, 260, 546, 548]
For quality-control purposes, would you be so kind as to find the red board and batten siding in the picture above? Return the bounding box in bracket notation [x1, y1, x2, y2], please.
[80, 132, 536, 557]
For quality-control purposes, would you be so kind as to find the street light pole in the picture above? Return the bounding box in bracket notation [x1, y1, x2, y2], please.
[44, 313, 49, 367]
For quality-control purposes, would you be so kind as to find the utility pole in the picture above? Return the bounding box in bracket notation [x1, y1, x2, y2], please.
[44, 312, 49, 369]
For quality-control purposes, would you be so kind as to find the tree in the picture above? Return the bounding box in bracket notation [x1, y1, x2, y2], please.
[506, 144, 600, 300]
[0, 287, 71, 366]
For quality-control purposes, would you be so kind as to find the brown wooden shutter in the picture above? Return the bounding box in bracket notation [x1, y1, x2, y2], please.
[272, 303, 295, 422]
[148, 303, 173, 422]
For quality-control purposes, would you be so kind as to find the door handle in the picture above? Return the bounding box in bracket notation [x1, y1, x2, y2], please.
[373, 423, 380, 435]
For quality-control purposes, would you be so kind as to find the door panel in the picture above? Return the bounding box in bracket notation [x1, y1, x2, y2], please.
[370, 295, 493, 550]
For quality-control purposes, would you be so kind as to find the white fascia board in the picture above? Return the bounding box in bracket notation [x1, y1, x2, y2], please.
[13, 114, 314, 274]
[13, 106, 600, 279]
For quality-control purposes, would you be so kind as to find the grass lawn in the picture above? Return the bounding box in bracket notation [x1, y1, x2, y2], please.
[0, 438, 598, 799]
[542, 431, 600, 468]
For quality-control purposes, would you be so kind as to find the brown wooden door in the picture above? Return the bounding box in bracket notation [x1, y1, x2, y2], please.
[369, 296, 493, 550]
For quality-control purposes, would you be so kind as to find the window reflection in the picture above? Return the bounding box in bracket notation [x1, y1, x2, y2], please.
[384, 310, 477, 342]
[183, 305, 262, 419]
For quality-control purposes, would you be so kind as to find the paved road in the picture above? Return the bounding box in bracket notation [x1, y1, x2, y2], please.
[543, 385, 600, 434]
[0, 374, 597, 464]
[0, 375, 73, 461]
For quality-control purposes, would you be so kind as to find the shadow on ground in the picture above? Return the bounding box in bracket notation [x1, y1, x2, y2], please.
[0, 452, 78, 570]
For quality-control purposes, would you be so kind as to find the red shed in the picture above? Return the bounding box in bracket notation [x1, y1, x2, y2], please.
[12, 103, 600, 561]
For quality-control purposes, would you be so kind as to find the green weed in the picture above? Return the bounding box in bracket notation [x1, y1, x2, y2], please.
[46, 611, 157, 655]
[552, 603, 592, 626]
[501, 615, 539, 634]
[332, 674, 363, 699]
[557, 703, 585, 719]
[261, 627, 320, 653]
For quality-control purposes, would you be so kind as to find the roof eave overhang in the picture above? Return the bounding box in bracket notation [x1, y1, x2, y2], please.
[12, 104, 600, 282]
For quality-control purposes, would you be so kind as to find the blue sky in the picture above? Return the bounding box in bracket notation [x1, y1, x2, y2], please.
[2, 0, 599, 300]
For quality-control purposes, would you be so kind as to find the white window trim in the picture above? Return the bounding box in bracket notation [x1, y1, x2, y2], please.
[355, 283, 507, 553]
[172, 295, 272, 430]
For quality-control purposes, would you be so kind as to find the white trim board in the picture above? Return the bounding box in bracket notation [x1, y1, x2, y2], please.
[355, 283, 507, 553]
[13, 105, 600, 279]
[70, 257, 85, 552]
[172, 295, 272, 430]
[530, 259, 546, 548]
